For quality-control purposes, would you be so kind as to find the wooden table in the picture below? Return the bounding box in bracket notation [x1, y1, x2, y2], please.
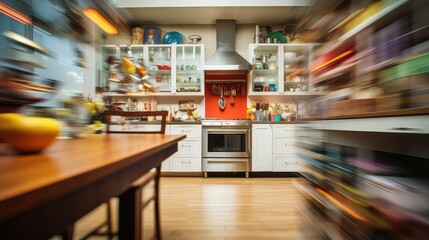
[0, 133, 185, 240]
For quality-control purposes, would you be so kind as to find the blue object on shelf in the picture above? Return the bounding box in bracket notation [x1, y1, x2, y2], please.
[144, 27, 161, 44]
[274, 115, 281, 121]
[162, 31, 183, 44]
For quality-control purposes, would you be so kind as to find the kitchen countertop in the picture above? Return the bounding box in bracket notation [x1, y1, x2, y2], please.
[108, 120, 202, 125]
[110, 120, 308, 125]
[169, 120, 202, 124]
[251, 121, 307, 124]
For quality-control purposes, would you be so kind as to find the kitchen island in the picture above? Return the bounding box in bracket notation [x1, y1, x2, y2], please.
[0, 133, 185, 240]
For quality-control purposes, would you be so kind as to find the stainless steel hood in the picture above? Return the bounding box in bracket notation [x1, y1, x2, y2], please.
[204, 20, 252, 71]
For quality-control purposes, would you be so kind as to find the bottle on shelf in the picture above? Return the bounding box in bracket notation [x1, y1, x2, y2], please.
[148, 29, 155, 45]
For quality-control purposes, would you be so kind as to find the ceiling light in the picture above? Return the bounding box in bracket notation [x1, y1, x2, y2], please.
[0, 2, 32, 25]
[83, 8, 118, 35]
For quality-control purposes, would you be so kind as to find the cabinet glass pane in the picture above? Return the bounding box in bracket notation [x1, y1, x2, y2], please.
[101, 45, 145, 93]
[176, 46, 202, 93]
[283, 45, 310, 93]
[147, 46, 172, 92]
[250, 45, 279, 92]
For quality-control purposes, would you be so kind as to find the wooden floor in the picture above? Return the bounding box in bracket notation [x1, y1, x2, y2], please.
[70, 177, 307, 240]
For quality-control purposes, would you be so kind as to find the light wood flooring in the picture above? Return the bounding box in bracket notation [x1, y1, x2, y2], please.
[70, 177, 307, 240]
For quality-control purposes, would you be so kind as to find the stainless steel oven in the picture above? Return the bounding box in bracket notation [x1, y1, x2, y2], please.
[202, 120, 251, 177]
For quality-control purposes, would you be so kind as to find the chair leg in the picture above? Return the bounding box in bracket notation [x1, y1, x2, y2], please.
[106, 200, 114, 240]
[153, 165, 162, 240]
[61, 225, 74, 240]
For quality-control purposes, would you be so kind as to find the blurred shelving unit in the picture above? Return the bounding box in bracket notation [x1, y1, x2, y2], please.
[299, 0, 429, 239]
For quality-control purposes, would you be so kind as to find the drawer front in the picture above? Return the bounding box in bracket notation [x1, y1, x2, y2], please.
[273, 155, 301, 172]
[273, 136, 298, 153]
[170, 125, 201, 138]
[203, 158, 250, 172]
[272, 125, 299, 135]
[170, 157, 201, 172]
[176, 139, 201, 156]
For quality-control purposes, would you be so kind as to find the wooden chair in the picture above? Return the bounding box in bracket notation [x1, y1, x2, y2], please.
[64, 110, 167, 240]
[105, 110, 167, 240]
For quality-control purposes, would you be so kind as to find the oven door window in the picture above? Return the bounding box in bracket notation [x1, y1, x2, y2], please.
[207, 132, 246, 153]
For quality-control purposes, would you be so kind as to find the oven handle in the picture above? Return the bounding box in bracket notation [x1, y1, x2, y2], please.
[206, 129, 249, 134]
[206, 159, 248, 163]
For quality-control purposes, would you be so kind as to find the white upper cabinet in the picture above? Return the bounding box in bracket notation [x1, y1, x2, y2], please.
[174, 45, 205, 95]
[99, 44, 204, 97]
[248, 44, 281, 95]
[248, 43, 322, 97]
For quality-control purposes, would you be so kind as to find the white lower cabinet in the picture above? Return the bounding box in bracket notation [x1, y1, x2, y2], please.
[273, 155, 301, 172]
[169, 157, 201, 172]
[272, 124, 301, 172]
[252, 124, 273, 171]
[162, 124, 202, 172]
[161, 125, 172, 171]
[252, 124, 302, 172]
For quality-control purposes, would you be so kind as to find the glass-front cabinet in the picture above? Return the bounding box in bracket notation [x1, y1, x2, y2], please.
[175, 45, 204, 94]
[147, 45, 172, 93]
[248, 44, 281, 94]
[100, 45, 145, 94]
[248, 43, 320, 96]
[99, 44, 204, 96]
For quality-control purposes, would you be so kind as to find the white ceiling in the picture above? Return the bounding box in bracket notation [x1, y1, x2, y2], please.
[114, 0, 344, 26]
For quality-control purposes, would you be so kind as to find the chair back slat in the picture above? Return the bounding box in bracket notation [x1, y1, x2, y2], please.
[104, 110, 168, 134]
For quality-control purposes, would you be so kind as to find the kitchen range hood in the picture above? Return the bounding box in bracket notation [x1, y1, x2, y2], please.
[204, 20, 252, 73]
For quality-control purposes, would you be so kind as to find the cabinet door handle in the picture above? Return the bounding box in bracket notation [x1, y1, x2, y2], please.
[284, 161, 298, 165]
[182, 129, 192, 133]
[181, 160, 191, 164]
[181, 143, 192, 147]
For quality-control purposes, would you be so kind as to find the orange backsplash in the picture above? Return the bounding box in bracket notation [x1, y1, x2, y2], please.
[205, 82, 247, 119]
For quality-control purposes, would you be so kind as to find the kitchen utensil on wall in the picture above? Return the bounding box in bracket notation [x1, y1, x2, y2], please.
[218, 85, 226, 110]
[224, 86, 231, 96]
[212, 84, 221, 95]
[230, 85, 236, 105]
[188, 35, 202, 44]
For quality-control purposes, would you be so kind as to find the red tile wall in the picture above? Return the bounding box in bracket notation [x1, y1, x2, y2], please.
[204, 82, 247, 119]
